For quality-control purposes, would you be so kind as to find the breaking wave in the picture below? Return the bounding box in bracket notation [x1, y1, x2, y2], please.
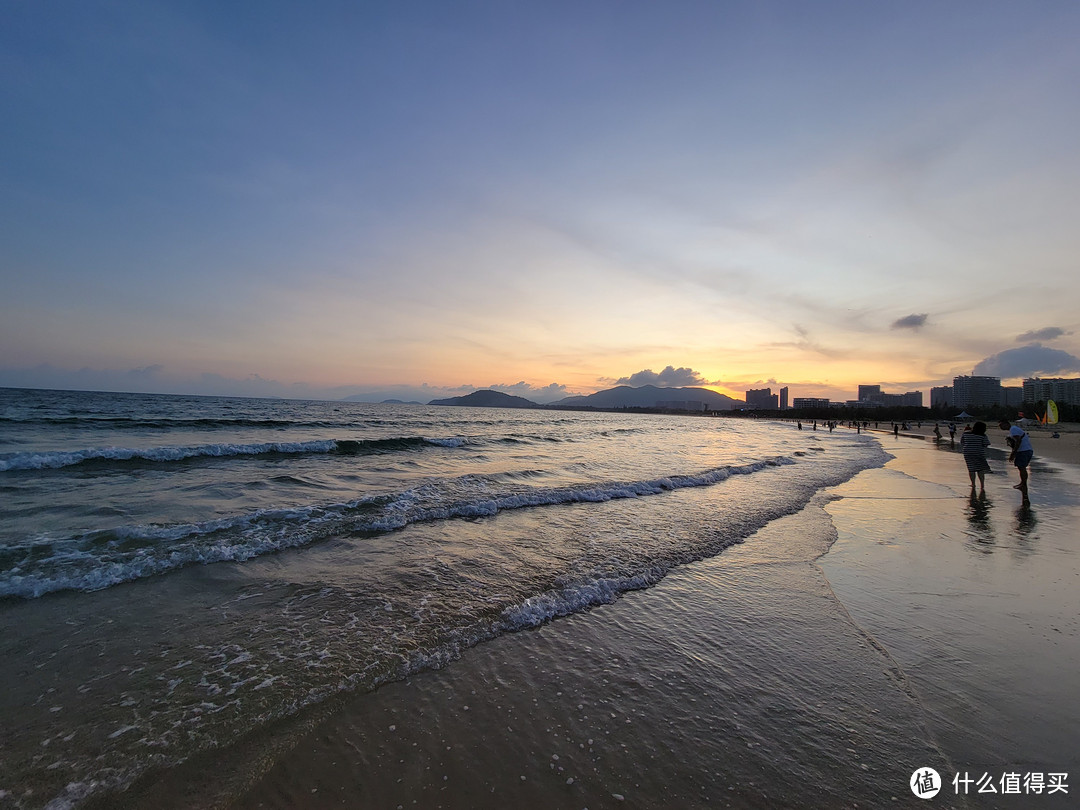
[0, 436, 469, 472]
[0, 456, 793, 599]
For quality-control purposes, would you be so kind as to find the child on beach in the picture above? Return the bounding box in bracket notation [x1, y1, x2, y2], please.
[959, 421, 991, 494]
[999, 419, 1034, 502]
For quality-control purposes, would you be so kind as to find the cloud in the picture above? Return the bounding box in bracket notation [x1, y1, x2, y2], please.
[1016, 327, 1069, 343]
[973, 344, 1080, 379]
[891, 313, 928, 330]
[488, 381, 576, 404]
[127, 364, 165, 378]
[764, 324, 845, 359]
[615, 366, 711, 387]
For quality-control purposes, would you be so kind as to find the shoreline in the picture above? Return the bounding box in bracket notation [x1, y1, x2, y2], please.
[867, 419, 1080, 468]
[97, 429, 1080, 809]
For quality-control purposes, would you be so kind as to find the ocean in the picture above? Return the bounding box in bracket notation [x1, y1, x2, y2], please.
[0, 388, 889, 808]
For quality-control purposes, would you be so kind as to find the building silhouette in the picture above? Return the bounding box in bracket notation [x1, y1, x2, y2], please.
[745, 388, 779, 409]
[1023, 377, 1080, 404]
[855, 384, 923, 408]
[931, 386, 953, 408]
[793, 397, 831, 409]
[952, 375, 1003, 409]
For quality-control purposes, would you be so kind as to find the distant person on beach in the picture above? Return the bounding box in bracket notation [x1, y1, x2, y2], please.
[960, 421, 991, 494]
[948, 423, 956, 443]
[893, 423, 899, 438]
[933, 424, 942, 441]
[999, 420, 1033, 501]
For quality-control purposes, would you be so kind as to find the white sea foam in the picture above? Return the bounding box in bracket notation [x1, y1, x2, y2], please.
[0, 457, 795, 599]
[0, 436, 476, 471]
[3, 390, 896, 810]
[0, 440, 340, 471]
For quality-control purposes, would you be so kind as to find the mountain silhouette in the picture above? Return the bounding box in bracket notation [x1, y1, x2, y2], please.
[428, 390, 540, 408]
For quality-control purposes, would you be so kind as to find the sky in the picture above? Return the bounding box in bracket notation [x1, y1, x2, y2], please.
[3, 0, 1080, 404]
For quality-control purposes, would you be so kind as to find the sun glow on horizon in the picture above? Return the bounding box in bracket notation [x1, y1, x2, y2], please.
[3, 4, 1079, 401]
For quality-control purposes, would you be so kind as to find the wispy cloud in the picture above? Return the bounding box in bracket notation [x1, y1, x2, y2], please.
[1016, 327, 1069, 342]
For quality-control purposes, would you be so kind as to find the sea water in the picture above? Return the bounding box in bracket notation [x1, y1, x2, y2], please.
[0, 388, 888, 807]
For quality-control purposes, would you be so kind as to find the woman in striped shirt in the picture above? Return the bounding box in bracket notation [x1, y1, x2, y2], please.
[960, 421, 991, 494]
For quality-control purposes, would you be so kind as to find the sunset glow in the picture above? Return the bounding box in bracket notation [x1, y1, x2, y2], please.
[3, 2, 1079, 404]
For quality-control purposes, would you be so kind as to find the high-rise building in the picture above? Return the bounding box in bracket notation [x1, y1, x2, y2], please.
[857, 385, 882, 402]
[931, 386, 953, 408]
[1023, 377, 1080, 404]
[952, 375, 1003, 408]
[898, 391, 923, 407]
[745, 388, 779, 409]
[855, 384, 923, 408]
[779, 386, 789, 410]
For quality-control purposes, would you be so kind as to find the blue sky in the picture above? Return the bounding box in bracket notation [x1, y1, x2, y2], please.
[3, 1, 1079, 403]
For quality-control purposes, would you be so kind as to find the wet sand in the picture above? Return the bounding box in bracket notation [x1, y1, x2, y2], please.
[821, 435, 1080, 779]
[109, 430, 1079, 809]
[886, 419, 1080, 468]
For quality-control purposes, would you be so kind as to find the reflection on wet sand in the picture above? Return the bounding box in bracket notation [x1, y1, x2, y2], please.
[964, 491, 995, 550]
[821, 440, 1080, 779]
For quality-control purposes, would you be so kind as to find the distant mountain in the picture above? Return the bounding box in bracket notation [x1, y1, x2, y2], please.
[342, 392, 422, 403]
[428, 389, 540, 408]
[550, 385, 740, 410]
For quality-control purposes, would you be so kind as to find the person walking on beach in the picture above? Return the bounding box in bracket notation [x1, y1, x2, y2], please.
[999, 419, 1033, 502]
[960, 421, 991, 494]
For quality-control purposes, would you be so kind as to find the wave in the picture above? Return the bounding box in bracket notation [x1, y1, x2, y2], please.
[0, 456, 794, 599]
[0, 436, 468, 472]
[0, 415, 348, 429]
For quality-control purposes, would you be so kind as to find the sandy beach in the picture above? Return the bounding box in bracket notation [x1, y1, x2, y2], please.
[890, 420, 1080, 469]
[95, 425, 1079, 810]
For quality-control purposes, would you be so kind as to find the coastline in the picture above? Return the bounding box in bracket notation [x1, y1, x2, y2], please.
[99, 428, 1079, 809]
[820, 433, 1080, 782]
[884, 419, 1080, 468]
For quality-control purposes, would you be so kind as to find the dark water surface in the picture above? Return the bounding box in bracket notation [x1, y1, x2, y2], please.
[0, 389, 886, 807]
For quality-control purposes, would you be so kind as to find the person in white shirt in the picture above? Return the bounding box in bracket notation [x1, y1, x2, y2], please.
[998, 420, 1033, 502]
